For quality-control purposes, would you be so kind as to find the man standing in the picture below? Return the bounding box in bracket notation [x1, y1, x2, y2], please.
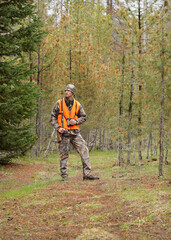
[50, 84, 99, 181]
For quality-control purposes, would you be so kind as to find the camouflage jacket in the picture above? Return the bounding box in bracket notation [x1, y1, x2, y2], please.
[50, 98, 87, 132]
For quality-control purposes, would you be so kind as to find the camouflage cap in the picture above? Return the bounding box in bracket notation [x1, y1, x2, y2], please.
[65, 84, 76, 93]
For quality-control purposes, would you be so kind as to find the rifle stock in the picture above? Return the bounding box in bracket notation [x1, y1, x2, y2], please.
[57, 132, 62, 143]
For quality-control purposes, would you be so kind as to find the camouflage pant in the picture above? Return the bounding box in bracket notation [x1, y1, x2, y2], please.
[58, 133, 91, 178]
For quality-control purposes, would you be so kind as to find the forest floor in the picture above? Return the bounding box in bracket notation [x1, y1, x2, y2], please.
[0, 151, 170, 240]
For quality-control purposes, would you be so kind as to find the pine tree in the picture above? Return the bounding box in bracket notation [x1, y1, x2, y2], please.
[0, 0, 43, 163]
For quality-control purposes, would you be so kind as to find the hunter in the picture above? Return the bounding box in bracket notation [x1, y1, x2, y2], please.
[50, 84, 99, 181]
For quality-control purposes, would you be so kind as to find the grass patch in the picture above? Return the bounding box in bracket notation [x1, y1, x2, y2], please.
[120, 188, 158, 201]
[0, 176, 61, 200]
[0, 181, 46, 199]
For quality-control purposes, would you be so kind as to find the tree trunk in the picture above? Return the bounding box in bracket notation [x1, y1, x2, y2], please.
[146, 131, 151, 159]
[150, 131, 153, 158]
[99, 129, 102, 150]
[35, 0, 42, 157]
[69, 49, 72, 80]
[44, 129, 56, 158]
[158, 5, 166, 176]
[107, 0, 109, 15]
[102, 129, 105, 152]
[127, 29, 134, 165]
[29, 52, 33, 82]
[107, 0, 113, 15]
[29, 51, 33, 157]
[118, 46, 125, 165]
[137, 0, 142, 162]
[165, 142, 169, 165]
[36, 45, 41, 157]
[109, 0, 113, 15]
[154, 141, 158, 156]
[158, 10, 165, 177]
[95, 129, 97, 150]
[61, 0, 63, 15]
[89, 128, 98, 152]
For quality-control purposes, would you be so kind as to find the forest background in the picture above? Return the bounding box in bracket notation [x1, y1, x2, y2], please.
[0, 0, 170, 177]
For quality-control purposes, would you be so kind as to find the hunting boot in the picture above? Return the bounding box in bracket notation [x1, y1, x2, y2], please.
[61, 175, 68, 181]
[83, 175, 99, 180]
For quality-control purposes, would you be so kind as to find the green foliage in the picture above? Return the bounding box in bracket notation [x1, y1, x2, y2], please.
[0, 0, 43, 164]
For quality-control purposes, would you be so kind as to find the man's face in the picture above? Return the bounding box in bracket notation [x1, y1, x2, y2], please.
[65, 89, 73, 98]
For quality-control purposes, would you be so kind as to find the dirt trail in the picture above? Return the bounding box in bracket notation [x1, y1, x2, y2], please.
[0, 161, 170, 240]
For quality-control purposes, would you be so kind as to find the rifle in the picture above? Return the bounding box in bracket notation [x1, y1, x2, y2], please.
[57, 131, 62, 143]
[64, 129, 77, 137]
[57, 129, 77, 143]
[57, 98, 63, 143]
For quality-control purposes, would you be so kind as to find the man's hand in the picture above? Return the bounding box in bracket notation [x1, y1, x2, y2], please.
[69, 119, 77, 125]
[58, 128, 65, 134]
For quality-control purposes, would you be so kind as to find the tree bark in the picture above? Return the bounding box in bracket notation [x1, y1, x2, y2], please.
[165, 142, 169, 165]
[158, 10, 165, 177]
[29, 52, 33, 83]
[127, 29, 134, 165]
[118, 48, 125, 165]
[99, 129, 102, 150]
[107, 0, 113, 15]
[36, 47, 41, 157]
[36, 0, 42, 157]
[69, 49, 72, 80]
[137, 0, 142, 162]
[146, 131, 151, 159]
[102, 129, 105, 152]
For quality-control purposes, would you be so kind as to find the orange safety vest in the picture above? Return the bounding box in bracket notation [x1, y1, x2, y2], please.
[57, 98, 80, 130]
